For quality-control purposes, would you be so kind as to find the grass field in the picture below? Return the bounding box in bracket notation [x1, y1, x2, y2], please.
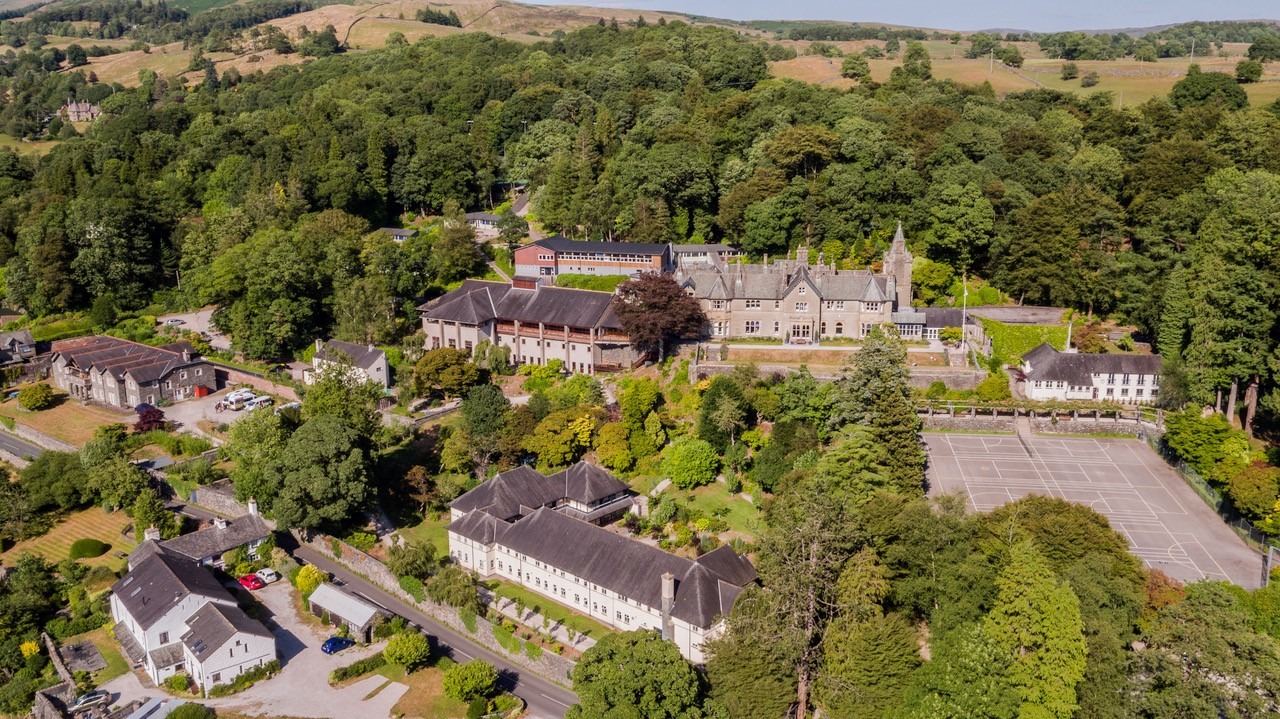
[0, 386, 128, 447]
[485, 579, 616, 642]
[0, 508, 134, 570]
[664, 481, 762, 539]
[397, 513, 451, 556]
[0, 134, 60, 157]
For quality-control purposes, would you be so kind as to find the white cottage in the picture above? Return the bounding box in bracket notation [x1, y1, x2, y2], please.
[1021, 343, 1163, 404]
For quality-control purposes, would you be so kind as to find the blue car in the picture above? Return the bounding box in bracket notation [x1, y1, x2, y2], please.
[321, 637, 355, 655]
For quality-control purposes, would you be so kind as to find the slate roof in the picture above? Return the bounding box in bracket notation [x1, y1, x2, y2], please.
[921, 307, 967, 329]
[149, 643, 184, 669]
[0, 329, 34, 364]
[52, 335, 206, 385]
[671, 244, 742, 255]
[127, 539, 167, 569]
[465, 212, 501, 223]
[450, 462, 632, 521]
[420, 280, 624, 332]
[308, 583, 383, 627]
[1021, 343, 1163, 387]
[181, 602, 271, 657]
[452, 506, 755, 627]
[681, 262, 891, 303]
[111, 552, 233, 630]
[159, 514, 271, 562]
[315, 339, 386, 372]
[532, 235, 670, 256]
[378, 227, 416, 240]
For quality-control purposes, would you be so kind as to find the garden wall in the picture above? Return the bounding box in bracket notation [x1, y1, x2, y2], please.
[297, 533, 576, 686]
[693, 361, 986, 390]
[188, 479, 250, 518]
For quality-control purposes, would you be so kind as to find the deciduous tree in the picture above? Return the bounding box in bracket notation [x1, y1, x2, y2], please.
[614, 273, 707, 362]
[567, 631, 706, 719]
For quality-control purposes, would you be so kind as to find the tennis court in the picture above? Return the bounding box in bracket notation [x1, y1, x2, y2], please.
[924, 433, 1263, 588]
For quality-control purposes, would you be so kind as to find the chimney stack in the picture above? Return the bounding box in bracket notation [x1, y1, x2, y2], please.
[144, 526, 161, 542]
[315, 339, 324, 352]
[660, 572, 675, 641]
[214, 517, 228, 530]
[248, 498, 258, 516]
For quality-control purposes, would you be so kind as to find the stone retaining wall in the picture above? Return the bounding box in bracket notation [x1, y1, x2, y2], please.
[6, 423, 77, 452]
[922, 413, 1154, 436]
[188, 479, 249, 518]
[694, 362, 987, 390]
[298, 534, 576, 686]
[212, 365, 299, 402]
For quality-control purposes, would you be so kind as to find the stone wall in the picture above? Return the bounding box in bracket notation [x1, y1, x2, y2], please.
[298, 534, 576, 686]
[693, 361, 986, 390]
[921, 412, 1155, 436]
[211, 364, 299, 402]
[5, 423, 77, 453]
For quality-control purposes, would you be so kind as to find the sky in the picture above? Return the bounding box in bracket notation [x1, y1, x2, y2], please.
[538, 0, 1279, 32]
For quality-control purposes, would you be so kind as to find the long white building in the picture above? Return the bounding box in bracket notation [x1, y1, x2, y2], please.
[447, 463, 756, 663]
[1021, 343, 1163, 403]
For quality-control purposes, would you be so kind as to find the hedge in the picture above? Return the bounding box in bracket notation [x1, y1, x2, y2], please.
[399, 575, 425, 602]
[69, 538, 109, 559]
[979, 318, 1069, 365]
[329, 652, 386, 685]
[205, 660, 280, 697]
[45, 614, 109, 640]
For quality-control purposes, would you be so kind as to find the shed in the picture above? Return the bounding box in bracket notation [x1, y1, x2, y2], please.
[307, 583, 385, 642]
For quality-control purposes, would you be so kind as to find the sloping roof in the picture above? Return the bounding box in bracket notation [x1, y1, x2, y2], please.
[921, 307, 966, 329]
[0, 329, 33, 349]
[159, 514, 271, 563]
[379, 227, 416, 239]
[308, 583, 383, 627]
[682, 262, 890, 303]
[149, 643, 184, 669]
[465, 212, 501, 222]
[420, 280, 623, 331]
[52, 335, 205, 385]
[315, 339, 386, 371]
[463, 506, 754, 627]
[111, 552, 234, 630]
[532, 235, 669, 256]
[450, 462, 631, 521]
[1021, 343, 1163, 387]
[181, 602, 272, 658]
[128, 538, 168, 569]
[671, 244, 741, 254]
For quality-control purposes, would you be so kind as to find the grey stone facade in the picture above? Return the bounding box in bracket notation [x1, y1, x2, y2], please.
[50, 336, 215, 409]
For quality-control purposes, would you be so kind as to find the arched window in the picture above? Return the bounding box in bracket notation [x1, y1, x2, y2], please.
[835, 322, 844, 335]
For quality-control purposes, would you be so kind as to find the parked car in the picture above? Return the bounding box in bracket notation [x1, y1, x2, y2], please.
[321, 637, 355, 655]
[238, 574, 266, 591]
[69, 690, 110, 711]
[245, 397, 274, 412]
[225, 389, 256, 403]
[255, 568, 281, 584]
[164, 318, 185, 326]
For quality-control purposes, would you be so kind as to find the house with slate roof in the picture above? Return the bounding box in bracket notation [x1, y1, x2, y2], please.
[514, 236, 672, 278]
[109, 547, 275, 692]
[447, 462, 754, 662]
[309, 339, 391, 389]
[157, 500, 272, 567]
[1021, 343, 1163, 403]
[418, 278, 640, 374]
[676, 223, 920, 342]
[50, 336, 214, 409]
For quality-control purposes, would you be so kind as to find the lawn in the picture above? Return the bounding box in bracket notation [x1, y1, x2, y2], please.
[398, 513, 452, 556]
[341, 660, 468, 719]
[0, 133, 60, 157]
[0, 386, 128, 447]
[665, 481, 763, 540]
[66, 626, 129, 685]
[0, 508, 134, 570]
[485, 579, 616, 642]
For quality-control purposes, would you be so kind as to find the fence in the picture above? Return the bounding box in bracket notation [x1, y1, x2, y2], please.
[1142, 432, 1279, 584]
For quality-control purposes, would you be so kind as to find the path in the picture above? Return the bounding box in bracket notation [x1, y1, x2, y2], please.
[489, 260, 511, 282]
[295, 548, 577, 719]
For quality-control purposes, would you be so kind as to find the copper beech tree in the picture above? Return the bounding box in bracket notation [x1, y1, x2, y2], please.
[612, 273, 706, 362]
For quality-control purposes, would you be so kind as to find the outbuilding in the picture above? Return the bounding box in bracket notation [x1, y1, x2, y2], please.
[307, 583, 385, 642]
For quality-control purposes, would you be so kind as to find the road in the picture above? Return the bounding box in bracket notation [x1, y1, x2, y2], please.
[0, 430, 44, 459]
[295, 548, 578, 719]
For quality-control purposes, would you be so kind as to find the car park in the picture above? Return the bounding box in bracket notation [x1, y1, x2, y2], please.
[255, 568, 281, 584]
[69, 690, 110, 712]
[238, 574, 266, 591]
[321, 637, 355, 655]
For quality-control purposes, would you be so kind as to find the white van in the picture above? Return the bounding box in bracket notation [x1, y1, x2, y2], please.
[245, 397, 274, 412]
[225, 388, 256, 404]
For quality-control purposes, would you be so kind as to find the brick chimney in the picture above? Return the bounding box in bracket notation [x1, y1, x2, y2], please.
[660, 572, 675, 641]
[144, 526, 161, 542]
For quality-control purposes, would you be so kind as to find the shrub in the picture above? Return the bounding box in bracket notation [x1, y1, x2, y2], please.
[205, 660, 280, 697]
[525, 641, 543, 660]
[466, 697, 488, 719]
[167, 704, 215, 719]
[343, 531, 377, 552]
[1081, 71, 1100, 88]
[399, 575, 426, 602]
[493, 624, 521, 654]
[443, 659, 498, 702]
[979, 318, 1068, 365]
[460, 608, 478, 633]
[45, 614, 108, 640]
[296, 564, 325, 599]
[661, 437, 720, 489]
[974, 372, 1012, 402]
[17, 383, 54, 410]
[384, 631, 431, 669]
[163, 674, 189, 693]
[329, 652, 386, 684]
[68, 538, 108, 559]
[330, 537, 343, 558]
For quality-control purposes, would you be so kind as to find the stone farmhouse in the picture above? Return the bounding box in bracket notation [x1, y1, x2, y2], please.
[447, 462, 756, 663]
[1020, 343, 1163, 403]
[514, 236, 672, 278]
[153, 500, 272, 567]
[60, 101, 100, 122]
[418, 277, 641, 374]
[50, 336, 215, 409]
[308, 339, 391, 389]
[109, 546, 275, 694]
[676, 223, 922, 342]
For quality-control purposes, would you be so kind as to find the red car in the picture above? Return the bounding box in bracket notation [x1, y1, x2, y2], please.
[238, 574, 266, 590]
